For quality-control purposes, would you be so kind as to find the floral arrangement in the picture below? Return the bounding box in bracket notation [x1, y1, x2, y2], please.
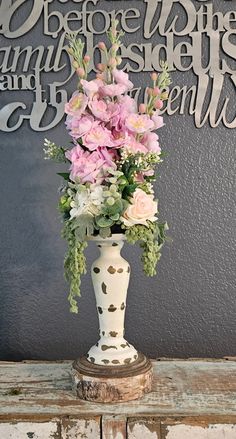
[44, 20, 171, 313]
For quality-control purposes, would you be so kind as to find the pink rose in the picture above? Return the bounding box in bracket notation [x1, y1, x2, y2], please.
[121, 188, 158, 227]
[82, 123, 113, 150]
[64, 92, 88, 118]
[125, 114, 154, 134]
[112, 68, 133, 90]
[142, 132, 161, 154]
[151, 112, 164, 130]
[66, 115, 94, 139]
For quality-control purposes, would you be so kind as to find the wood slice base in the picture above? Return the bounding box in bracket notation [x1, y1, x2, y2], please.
[71, 352, 153, 403]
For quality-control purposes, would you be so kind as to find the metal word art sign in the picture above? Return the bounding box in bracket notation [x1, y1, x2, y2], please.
[0, 0, 236, 131]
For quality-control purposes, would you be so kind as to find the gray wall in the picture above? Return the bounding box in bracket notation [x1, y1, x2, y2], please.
[0, 0, 235, 361]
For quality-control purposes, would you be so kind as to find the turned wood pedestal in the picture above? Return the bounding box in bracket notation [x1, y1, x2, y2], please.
[72, 352, 153, 402]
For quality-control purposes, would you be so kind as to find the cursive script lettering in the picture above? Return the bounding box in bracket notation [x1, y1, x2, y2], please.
[0, 0, 235, 130]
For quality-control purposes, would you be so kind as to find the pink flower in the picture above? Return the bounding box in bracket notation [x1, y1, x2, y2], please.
[80, 79, 99, 97]
[65, 92, 88, 117]
[124, 135, 148, 153]
[65, 144, 85, 162]
[69, 147, 117, 184]
[118, 95, 137, 113]
[134, 169, 154, 183]
[112, 68, 133, 90]
[66, 115, 94, 139]
[142, 132, 161, 154]
[121, 188, 158, 227]
[82, 123, 113, 150]
[110, 96, 137, 132]
[151, 112, 164, 130]
[69, 154, 97, 183]
[100, 83, 127, 98]
[125, 114, 154, 134]
[99, 146, 118, 170]
[88, 98, 110, 122]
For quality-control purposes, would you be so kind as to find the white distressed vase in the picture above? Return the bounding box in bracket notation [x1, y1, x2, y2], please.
[87, 234, 139, 366]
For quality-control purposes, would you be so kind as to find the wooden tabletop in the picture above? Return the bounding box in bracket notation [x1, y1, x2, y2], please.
[0, 359, 236, 419]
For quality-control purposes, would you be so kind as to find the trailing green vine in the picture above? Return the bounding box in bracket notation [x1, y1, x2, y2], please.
[62, 219, 87, 313]
[125, 222, 168, 276]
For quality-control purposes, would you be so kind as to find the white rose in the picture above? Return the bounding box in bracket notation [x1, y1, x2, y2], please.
[121, 188, 158, 227]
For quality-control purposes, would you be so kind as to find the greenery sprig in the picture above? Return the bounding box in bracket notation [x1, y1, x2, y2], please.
[125, 222, 168, 276]
[62, 219, 87, 313]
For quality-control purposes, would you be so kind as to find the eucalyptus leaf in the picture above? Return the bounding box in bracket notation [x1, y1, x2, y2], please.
[96, 215, 114, 228]
[99, 227, 112, 238]
[104, 199, 123, 216]
[110, 213, 120, 221]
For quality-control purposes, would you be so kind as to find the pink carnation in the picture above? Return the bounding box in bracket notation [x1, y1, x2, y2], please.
[64, 92, 88, 118]
[125, 114, 154, 134]
[112, 68, 133, 90]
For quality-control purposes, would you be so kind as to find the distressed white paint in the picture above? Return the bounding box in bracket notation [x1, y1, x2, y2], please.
[0, 360, 236, 416]
[128, 423, 159, 438]
[102, 415, 126, 439]
[87, 235, 138, 365]
[0, 422, 59, 438]
[61, 419, 100, 439]
[166, 424, 236, 439]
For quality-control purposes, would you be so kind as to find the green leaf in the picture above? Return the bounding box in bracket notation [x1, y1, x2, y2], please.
[57, 172, 70, 180]
[72, 214, 95, 240]
[118, 176, 129, 189]
[127, 166, 138, 181]
[123, 184, 137, 198]
[122, 161, 130, 178]
[96, 215, 114, 228]
[110, 213, 120, 221]
[99, 227, 112, 238]
[104, 199, 123, 216]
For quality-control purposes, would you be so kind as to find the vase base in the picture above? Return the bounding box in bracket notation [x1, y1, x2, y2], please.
[71, 352, 153, 403]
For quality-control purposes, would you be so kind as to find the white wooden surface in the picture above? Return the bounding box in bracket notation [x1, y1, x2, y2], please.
[165, 424, 236, 439]
[0, 359, 236, 438]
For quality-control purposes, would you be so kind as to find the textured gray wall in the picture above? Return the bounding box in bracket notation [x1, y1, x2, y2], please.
[0, 0, 235, 361]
